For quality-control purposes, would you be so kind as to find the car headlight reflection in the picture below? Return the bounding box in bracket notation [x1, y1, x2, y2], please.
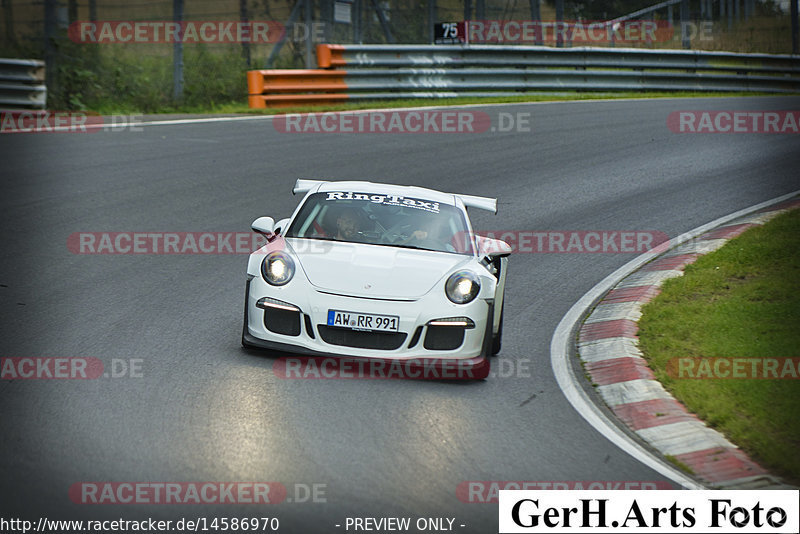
[445, 270, 480, 304]
[261, 251, 295, 286]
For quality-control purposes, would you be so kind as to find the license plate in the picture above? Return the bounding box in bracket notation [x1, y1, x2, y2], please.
[327, 310, 399, 332]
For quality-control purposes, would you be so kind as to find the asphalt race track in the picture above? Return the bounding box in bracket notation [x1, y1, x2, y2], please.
[1, 96, 798, 532]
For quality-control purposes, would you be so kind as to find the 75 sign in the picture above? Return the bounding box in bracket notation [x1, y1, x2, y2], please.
[434, 22, 468, 44]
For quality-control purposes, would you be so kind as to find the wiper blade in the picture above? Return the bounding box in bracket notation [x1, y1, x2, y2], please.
[292, 236, 338, 242]
[293, 237, 440, 253]
[371, 242, 437, 252]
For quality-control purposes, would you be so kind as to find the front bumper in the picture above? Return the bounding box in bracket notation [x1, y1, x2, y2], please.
[243, 277, 493, 378]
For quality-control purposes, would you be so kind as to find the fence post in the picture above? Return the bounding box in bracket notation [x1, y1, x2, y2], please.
[428, 0, 435, 44]
[727, 0, 733, 29]
[370, 0, 395, 43]
[321, 0, 332, 43]
[44, 0, 56, 105]
[264, 0, 302, 68]
[68, 0, 77, 24]
[555, 0, 563, 47]
[172, 0, 184, 103]
[240, 0, 251, 67]
[3, 0, 16, 46]
[792, 0, 799, 55]
[680, 0, 690, 49]
[528, 0, 542, 45]
[304, 0, 312, 68]
[354, 0, 362, 43]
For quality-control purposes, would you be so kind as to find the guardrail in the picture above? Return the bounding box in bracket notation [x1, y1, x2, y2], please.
[317, 44, 800, 73]
[247, 45, 800, 108]
[0, 59, 47, 109]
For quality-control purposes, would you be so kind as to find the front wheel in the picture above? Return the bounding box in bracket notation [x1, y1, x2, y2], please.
[242, 304, 253, 348]
[242, 282, 255, 349]
[491, 304, 503, 355]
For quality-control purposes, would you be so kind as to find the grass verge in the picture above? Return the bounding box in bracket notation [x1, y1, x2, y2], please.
[637, 208, 800, 485]
[190, 91, 779, 117]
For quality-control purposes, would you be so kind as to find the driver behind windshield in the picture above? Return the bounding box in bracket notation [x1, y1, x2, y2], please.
[334, 207, 368, 242]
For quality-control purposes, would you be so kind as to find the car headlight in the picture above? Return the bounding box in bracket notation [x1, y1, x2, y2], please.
[445, 270, 480, 304]
[261, 251, 295, 286]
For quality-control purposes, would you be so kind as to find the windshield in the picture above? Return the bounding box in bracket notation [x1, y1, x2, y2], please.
[284, 191, 475, 255]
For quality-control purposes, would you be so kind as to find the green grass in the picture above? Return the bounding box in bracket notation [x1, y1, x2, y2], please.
[637, 208, 800, 484]
[47, 43, 251, 113]
[164, 91, 780, 117]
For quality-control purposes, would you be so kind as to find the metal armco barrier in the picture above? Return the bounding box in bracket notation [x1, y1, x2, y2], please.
[247, 45, 800, 108]
[317, 44, 800, 74]
[0, 59, 47, 109]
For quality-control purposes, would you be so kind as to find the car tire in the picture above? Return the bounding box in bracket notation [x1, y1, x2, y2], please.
[491, 304, 503, 356]
[242, 307, 253, 348]
[242, 282, 255, 349]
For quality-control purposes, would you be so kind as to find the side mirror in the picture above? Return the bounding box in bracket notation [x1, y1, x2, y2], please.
[274, 218, 291, 235]
[476, 235, 513, 259]
[251, 216, 275, 236]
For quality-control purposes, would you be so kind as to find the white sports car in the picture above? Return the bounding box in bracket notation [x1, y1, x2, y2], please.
[242, 180, 511, 379]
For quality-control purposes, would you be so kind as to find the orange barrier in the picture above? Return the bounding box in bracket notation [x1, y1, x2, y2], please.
[316, 44, 346, 69]
[247, 69, 348, 108]
[256, 94, 351, 107]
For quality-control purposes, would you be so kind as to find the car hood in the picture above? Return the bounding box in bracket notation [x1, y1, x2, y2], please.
[287, 239, 472, 299]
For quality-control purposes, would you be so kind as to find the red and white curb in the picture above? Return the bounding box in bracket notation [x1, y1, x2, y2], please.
[578, 197, 800, 489]
[551, 191, 800, 490]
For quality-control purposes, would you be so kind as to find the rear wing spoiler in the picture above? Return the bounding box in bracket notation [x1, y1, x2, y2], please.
[455, 194, 497, 214]
[293, 179, 327, 195]
[292, 179, 498, 213]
